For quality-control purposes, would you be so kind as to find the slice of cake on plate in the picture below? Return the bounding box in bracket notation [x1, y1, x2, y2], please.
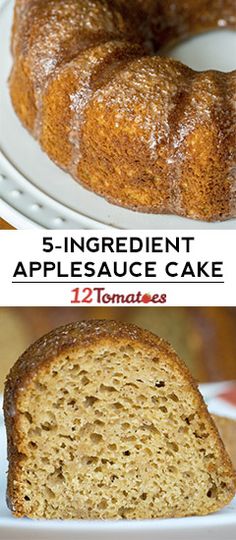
[4, 320, 236, 519]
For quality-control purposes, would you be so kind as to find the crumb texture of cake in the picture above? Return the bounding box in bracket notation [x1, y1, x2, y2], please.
[4, 320, 236, 520]
[9, 0, 236, 221]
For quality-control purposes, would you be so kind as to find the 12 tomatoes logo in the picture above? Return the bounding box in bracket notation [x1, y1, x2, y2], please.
[71, 288, 167, 305]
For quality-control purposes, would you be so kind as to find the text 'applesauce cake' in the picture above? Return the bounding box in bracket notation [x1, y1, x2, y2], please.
[3, 320, 236, 519]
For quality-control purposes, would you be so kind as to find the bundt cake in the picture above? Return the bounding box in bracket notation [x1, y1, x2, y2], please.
[9, 1, 236, 221]
[3, 320, 236, 519]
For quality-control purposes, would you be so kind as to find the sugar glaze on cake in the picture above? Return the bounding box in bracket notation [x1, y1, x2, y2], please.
[9, 0, 236, 221]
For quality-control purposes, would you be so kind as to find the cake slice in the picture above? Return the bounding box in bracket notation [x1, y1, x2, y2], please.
[4, 320, 236, 519]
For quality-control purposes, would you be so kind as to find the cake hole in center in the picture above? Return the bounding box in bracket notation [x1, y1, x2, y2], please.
[165, 30, 236, 72]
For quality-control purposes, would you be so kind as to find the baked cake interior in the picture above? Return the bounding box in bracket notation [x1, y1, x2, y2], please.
[15, 342, 233, 519]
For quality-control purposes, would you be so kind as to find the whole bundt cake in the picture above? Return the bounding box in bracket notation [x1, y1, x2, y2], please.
[10, 0, 236, 221]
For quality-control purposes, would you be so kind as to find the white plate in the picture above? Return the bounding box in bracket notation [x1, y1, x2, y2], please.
[0, 0, 236, 229]
[1, 385, 236, 539]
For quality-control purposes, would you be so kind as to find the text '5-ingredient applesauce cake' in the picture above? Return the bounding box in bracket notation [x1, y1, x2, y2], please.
[9, 1, 236, 221]
[3, 320, 236, 520]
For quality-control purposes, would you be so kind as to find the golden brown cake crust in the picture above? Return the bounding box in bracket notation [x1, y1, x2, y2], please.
[9, 0, 236, 221]
[4, 320, 236, 518]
